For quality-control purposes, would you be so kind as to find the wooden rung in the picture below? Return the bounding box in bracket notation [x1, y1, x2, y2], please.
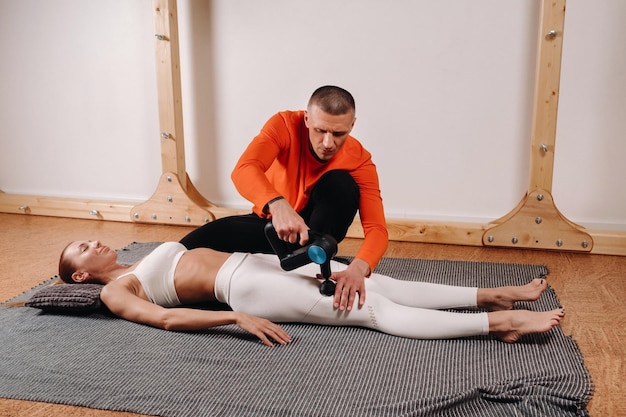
[346, 218, 488, 246]
[0, 190, 133, 222]
[483, 189, 593, 252]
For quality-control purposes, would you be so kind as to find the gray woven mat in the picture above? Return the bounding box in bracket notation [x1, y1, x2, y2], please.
[0, 242, 592, 417]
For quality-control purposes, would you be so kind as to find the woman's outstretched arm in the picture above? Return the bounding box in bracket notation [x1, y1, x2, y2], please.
[100, 282, 291, 347]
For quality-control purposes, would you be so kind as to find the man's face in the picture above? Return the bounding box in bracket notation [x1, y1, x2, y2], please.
[304, 104, 356, 161]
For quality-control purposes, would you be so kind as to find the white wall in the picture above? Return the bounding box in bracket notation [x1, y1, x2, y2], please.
[0, 0, 161, 201]
[0, 0, 624, 230]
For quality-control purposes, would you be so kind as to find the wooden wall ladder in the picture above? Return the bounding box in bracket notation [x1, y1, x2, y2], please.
[1, 0, 624, 255]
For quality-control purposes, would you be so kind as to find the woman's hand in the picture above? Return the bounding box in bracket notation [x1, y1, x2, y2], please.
[234, 312, 292, 347]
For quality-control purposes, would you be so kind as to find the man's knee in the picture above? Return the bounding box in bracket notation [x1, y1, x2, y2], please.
[304, 171, 359, 241]
[316, 170, 360, 205]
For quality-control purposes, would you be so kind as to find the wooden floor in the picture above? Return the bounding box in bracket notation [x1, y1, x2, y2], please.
[1, 213, 624, 417]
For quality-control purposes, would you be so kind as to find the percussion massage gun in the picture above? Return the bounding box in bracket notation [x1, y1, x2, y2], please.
[264, 222, 337, 296]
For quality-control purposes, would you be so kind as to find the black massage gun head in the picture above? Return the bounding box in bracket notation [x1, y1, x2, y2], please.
[264, 222, 338, 296]
[319, 279, 336, 296]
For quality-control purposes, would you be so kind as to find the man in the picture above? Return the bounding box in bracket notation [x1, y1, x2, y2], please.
[180, 85, 388, 311]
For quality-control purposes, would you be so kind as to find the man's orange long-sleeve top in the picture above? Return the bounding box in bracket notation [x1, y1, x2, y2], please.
[231, 110, 388, 271]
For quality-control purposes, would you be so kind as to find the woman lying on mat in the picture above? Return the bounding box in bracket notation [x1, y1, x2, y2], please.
[58, 240, 565, 347]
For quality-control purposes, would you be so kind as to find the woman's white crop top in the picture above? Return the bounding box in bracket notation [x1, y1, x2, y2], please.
[116, 242, 186, 307]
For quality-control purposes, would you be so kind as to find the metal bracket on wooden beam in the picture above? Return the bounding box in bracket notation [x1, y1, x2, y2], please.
[483, 189, 593, 252]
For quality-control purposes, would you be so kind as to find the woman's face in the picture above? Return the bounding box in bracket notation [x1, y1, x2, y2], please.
[64, 240, 116, 280]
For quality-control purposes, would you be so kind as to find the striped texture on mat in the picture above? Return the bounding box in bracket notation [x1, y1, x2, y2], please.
[0, 242, 592, 417]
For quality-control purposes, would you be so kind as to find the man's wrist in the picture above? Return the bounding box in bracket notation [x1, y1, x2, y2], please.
[263, 196, 285, 214]
[351, 257, 372, 277]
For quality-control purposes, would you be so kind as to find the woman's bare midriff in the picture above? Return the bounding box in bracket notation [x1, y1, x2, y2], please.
[172, 248, 233, 304]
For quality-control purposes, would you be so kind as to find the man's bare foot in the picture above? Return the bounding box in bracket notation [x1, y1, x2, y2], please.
[489, 308, 565, 343]
[478, 278, 548, 311]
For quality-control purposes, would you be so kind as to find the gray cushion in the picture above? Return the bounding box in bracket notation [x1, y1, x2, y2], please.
[25, 283, 104, 313]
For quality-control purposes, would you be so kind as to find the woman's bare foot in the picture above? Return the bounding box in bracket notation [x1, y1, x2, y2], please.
[478, 278, 548, 311]
[489, 307, 565, 343]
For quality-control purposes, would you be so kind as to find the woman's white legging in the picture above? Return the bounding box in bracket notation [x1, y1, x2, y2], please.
[215, 253, 489, 339]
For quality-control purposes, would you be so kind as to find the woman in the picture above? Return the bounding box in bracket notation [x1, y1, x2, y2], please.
[59, 240, 564, 347]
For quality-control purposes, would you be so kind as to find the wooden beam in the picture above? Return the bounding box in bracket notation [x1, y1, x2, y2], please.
[347, 218, 487, 246]
[131, 0, 226, 226]
[481, 0, 594, 253]
[153, 0, 186, 181]
[0, 191, 133, 222]
[589, 230, 626, 256]
[348, 216, 625, 255]
[1, 190, 624, 255]
[528, 0, 567, 192]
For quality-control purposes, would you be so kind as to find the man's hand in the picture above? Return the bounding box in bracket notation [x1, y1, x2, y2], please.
[331, 258, 371, 311]
[268, 198, 309, 245]
[234, 312, 292, 347]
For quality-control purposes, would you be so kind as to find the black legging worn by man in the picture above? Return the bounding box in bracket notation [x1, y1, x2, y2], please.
[180, 170, 360, 254]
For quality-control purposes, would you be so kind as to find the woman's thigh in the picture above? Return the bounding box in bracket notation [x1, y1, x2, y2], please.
[228, 255, 487, 339]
